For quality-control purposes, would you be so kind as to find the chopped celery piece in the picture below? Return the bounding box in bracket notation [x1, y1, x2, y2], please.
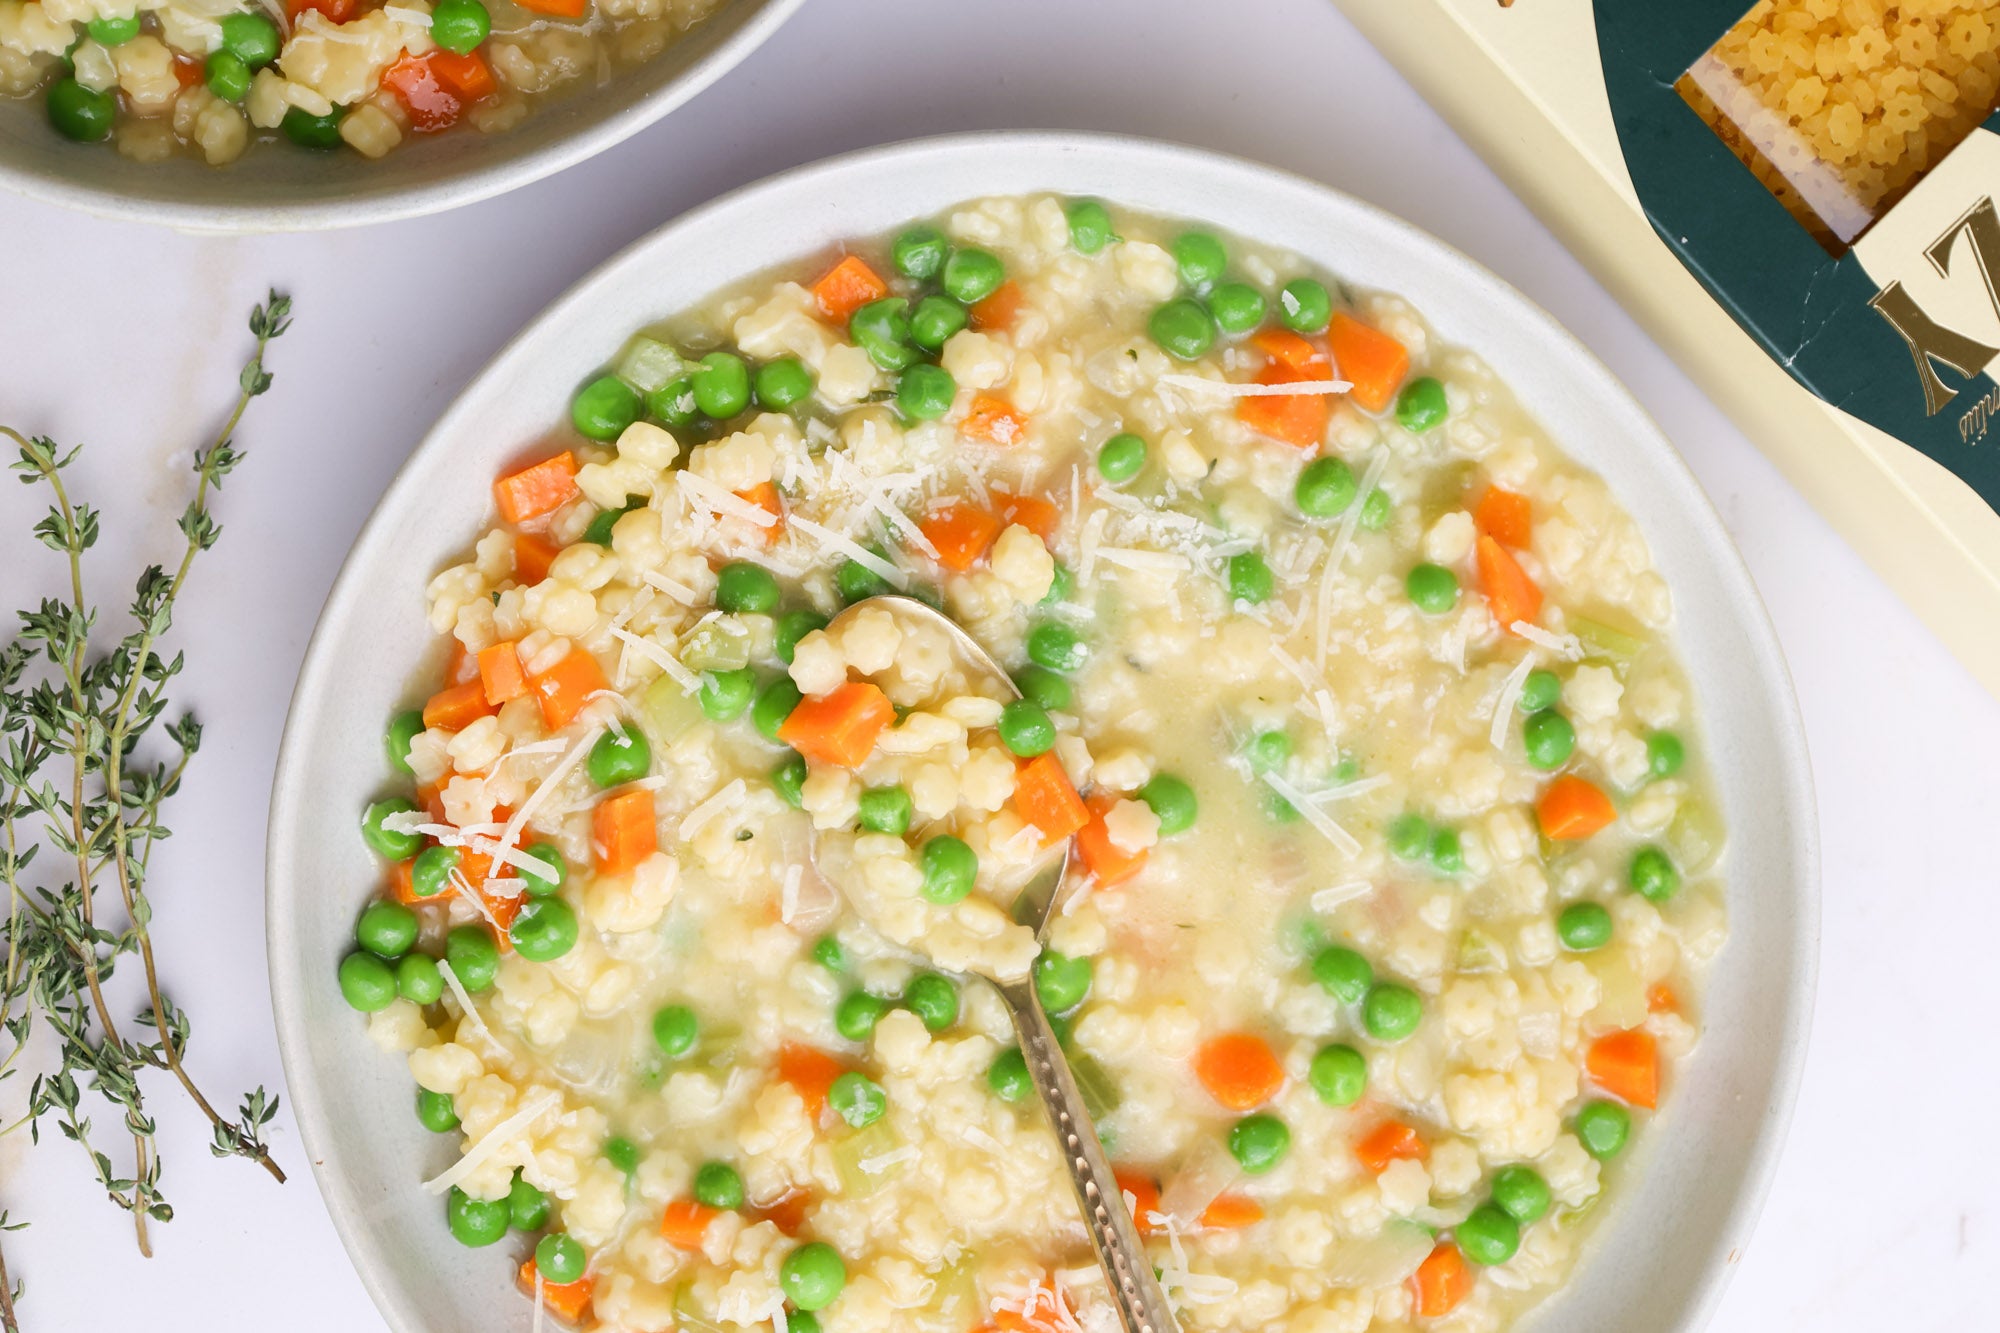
[615, 336, 687, 393]
[832, 1118, 904, 1197]
[1582, 944, 1647, 1029]
[1669, 800, 1726, 875]
[1281, 914, 1329, 960]
[1455, 928, 1504, 973]
[1321, 1218, 1433, 1287]
[1070, 1051, 1121, 1121]
[641, 674, 704, 743]
[927, 1257, 979, 1319]
[680, 618, 752, 672]
[673, 1284, 732, 1333]
[1572, 616, 1644, 664]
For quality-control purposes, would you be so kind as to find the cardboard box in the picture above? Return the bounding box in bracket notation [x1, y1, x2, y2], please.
[1334, 0, 2000, 696]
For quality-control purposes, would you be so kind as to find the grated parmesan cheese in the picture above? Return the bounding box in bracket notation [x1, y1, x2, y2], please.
[419, 1088, 562, 1196]
[784, 514, 909, 589]
[610, 625, 698, 691]
[1257, 768, 1361, 858]
[678, 470, 778, 528]
[1316, 449, 1390, 667]
[1311, 879, 1375, 911]
[1489, 651, 1539, 751]
[779, 863, 803, 925]
[679, 778, 748, 844]
[1158, 373, 1353, 397]
[1510, 621, 1583, 659]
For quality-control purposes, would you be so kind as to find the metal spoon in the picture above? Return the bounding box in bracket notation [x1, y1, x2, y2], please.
[814, 595, 1179, 1333]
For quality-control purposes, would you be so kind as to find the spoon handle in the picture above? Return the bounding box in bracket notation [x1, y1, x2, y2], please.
[1005, 982, 1180, 1333]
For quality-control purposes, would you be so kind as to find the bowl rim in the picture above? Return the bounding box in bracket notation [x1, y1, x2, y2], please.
[266, 129, 1820, 1333]
[0, 0, 805, 234]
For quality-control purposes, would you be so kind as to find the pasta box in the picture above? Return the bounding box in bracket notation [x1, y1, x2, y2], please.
[1331, 0, 2000, 697]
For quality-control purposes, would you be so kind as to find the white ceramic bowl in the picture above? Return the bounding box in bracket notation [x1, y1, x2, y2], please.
[0, 0, 801, 232]
[267, 132, 1819, 1333]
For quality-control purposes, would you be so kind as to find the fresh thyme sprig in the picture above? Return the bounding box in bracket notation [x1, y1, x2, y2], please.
[0, 293, 295, 1324]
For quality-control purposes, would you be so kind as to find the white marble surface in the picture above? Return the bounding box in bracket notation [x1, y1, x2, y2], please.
[0, 0, 1991, 1327]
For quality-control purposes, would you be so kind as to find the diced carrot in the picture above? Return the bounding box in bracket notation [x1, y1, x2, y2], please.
[962, 394, 1029, 446]
[514, 532, 561, 586]
[591, 789, 656, 876]
[1249, 327, 1325, 372]
[528, 647, 610, 732]
[659, 1199, 719, 1250]
[288, 0, 357, 20]
[1114, 1169, 1161, 1237]
[733, 482, 784, 546]
[993, 492, 1059, 541]
[1473, 486, 1533, 549]
[1076, 794, 1148, 887]
[513, 0, 585, 15]
[518, 1258, 594, 1324]
[918, 500, 1005, 572]
[422, 679, 494, 732]
[381, 53, 463, 133]
[1476, 535, 1543, 633]
[1011, 752, 1090, 842]
[1412, 1241, 1474, 1317]
[477, 641, 529, 706]
[777, 1043, 846, 1122]
[776, 681, 894, 768]
[1328, 313, 1410, 415]
[1536, 775, 1616, 841]
[494, 452, 579, 525]
[1355, 1121, 1427, 1175]
[388, 860, 421, 906]
[1586, 1029, 1660, 1109]
[1647, 981, 1680, 1015]
[427, 49, 494, 101]
[445, 638, 479, 685]
[969, 280, 1025, 331]
[810, 254, 888, 324]
[757, 1189, 814, 1236]
[1192, 1032, 1285, 1111]
[1237, 363, 1331, 448]
[991, 1283, 1077, 1333]
[1197, 1193, 1265, 1230]
[171, 55, 204, 87]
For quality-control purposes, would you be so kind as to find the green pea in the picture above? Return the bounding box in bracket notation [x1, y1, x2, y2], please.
[772, 752, 808, 808]
[1278, 278, 1332, 334]
[780, 1241, 847, 1312]
[753, 677, 803, 742]
[897, 364, 957, 421]
[909, 294, 969, 352]
[849, 297, 920, 372]
[1629, 847, 1680, 903]
[427, 0, 489, 54]
[337, 952, 397, 1012]
[836, 551, 894, 603]
[87, 13, 142, 45]
[775, 610, 828, 664]
[1491, 1165, 1552, 1224]
[357, 900, 419, 958]
[1138, 774, 1197, 836]
[1295, 456, 1357, 517]
[694, 1161, 744, 1210]
[1558, 901, 1614, 952]
[587, 725, 651, 788]
[1395, 377, 1449, 433]
[709, 562, 778, 616]
[1388, 813, 1430, 861]
[1575, 1100, 1631, 1159]
[811, 934, 847, 971]
[835, 991, 888, 1043]
[988, 1048, 1032, 1101]
[1646, 732, 1685, 779]
[1406, 563, 1460, 614]
[1027, 622, 1087, 673]
[1013, 665, 1072, 712]
[754, 357, 815, 409]
[47, 78, 115, 142]
[651, 1004, 699, 1058]
[1363, 983, 1422, 1041]
[646, 375, 700, 427]
[519, 842, 567, 898]
[1032, 951, 1091, 1014]
[903, 973, 958, 1031]
[1208, 283, 1266, 334]
[857, 785, 913, 835]
[509, 1172, 550, 1231]
[1097, 432, 1147, 483]
[603, 1136, 641, 1176]
[385, 709, 425, 775]
[892, 225, 949, 280]
[1228, 551, 1275, 604]
[446, 1186, 508, 1247]
[416, 1088, 459, 1132]
[536, 1232, 586, 1285]
[700, 668, 755, 721]
[1041, 561, 1073, 606]
[1227, 1113, 1291, 1174]
[1172, 232, 1228, 291]
[1311, 946, 1373, 1003]
[1522, 710, 1575, 771]
[205, 50, 251, 101]
[444, 926, 500, 992]
[281, 105, 344, 150]
[1067, 199, 1115, 253]
[1430, 827, 1464, 875]
[397, 953, 444, 1005]
[1457, 1202, 1520, 1265]
[1149, 298, 1216, 361]
[362, 797, 423, 860]
[410, 845, 461, 900]
[510, 898, 578, 963]
[1519, 670, 1562, 713]
[920, 836, 977, 904]
[692, 352, 751, 419]
[942, 248, 1004, 304]
[996, 699, 1056, 757]
[1358, 488, 1392, 531]
[571, 374, 641, 441]
[1247, 729, 1292, 772]
[1308, 1043, 1368, 1106]
[828, 1071, 887, 1128]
